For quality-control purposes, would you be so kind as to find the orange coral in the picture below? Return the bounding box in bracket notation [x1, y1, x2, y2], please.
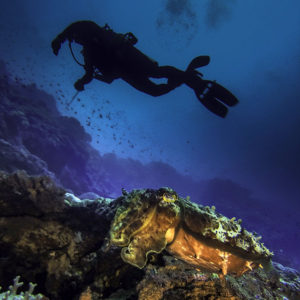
[79, 286, 92, 300]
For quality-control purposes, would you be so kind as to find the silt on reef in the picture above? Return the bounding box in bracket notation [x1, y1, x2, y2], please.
[108, 187, 273, 276]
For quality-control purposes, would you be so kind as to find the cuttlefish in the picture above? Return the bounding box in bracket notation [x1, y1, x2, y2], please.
[107, 187, 273, 276]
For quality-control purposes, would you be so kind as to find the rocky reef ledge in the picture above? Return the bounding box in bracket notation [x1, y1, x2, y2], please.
[0, 171, 299, 300]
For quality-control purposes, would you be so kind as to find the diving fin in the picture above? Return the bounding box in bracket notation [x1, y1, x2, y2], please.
[183, 64, 238, 117]
[204, 81, 239, 107]
[195, 92, 228, 118]
[187, 56, 210, 71]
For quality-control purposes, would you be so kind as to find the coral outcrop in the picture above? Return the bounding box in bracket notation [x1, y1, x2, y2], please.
[0, 171, 299, 299]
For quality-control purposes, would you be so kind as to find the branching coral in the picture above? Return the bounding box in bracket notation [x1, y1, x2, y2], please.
[0, 276, 44, 300]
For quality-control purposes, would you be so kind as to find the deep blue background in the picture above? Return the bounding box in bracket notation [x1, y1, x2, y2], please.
[0, 0, 299, 267]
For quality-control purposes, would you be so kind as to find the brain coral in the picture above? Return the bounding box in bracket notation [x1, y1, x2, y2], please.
[108, 187, 273, 276]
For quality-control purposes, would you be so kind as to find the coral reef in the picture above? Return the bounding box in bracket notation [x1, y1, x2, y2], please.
[138, 257, 300, 300]
[0, 171, 299, 299]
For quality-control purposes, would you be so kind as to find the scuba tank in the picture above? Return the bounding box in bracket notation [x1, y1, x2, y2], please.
[103, 23, 138, 46]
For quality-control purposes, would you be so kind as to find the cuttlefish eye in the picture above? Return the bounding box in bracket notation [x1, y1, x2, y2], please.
[162, 193, 177, 203]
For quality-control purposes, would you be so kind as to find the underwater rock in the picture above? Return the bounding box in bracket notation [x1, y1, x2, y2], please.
[0, 171, 299, 299]
[0, 138, 56, 180]
[137, 257, 300, 300]
[0, 170, 126, 299]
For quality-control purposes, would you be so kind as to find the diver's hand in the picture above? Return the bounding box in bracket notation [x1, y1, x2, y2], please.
[74, 80, 85, 91]
[51, 38, 61, 56]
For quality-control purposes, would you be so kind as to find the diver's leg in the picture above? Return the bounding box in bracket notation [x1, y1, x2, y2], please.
[151, 66, 183, 78]
[122, 76, 179, 97]
[150, 65, 187, 87]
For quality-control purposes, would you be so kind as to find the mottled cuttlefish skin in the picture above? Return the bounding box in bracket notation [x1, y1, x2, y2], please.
[108, 187, 273, 276]
[109, 188, 181, 268]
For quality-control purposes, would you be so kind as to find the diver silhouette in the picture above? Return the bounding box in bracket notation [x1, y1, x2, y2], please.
[52, 20, 238, 117]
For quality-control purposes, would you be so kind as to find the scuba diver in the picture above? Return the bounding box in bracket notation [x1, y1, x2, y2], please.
[52, 20, 238, 117]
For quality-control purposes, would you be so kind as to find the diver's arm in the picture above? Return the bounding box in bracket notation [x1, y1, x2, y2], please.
[51, 35, 65, 56]
[74, 65, 94, 91]
[74, 72, 115, 90]
[93, 73, 115, 84]
[51, 32, 70, 56]
[51, 23, 79, 56]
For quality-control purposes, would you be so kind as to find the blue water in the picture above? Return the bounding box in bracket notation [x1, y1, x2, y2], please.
[1, 0, 300, 268]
